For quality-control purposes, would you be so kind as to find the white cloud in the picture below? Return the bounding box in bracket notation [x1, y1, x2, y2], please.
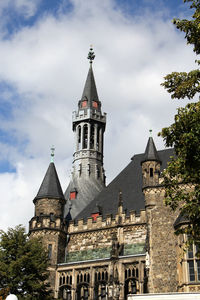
[0, 0, 197, 231]
[0, 0, 40, 18]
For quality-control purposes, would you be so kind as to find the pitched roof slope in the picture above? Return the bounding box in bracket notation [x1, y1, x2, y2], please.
[76, 148, 174, 220]
[35, 162, 65, 201]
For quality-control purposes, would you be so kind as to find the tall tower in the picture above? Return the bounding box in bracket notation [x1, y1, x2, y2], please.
[65, 48, 106, 219]
[29, 150, 66, 291]
[141, 134, 178, 293]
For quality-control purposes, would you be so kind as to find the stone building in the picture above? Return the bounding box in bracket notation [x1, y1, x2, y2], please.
[29, 49, 200, 299]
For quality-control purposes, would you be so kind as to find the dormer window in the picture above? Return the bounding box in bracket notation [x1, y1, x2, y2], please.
[70, 191, 77, 200]
[91, 212, 99, 221]
[92, 101, 98, 108]
[82, 100, 87, 108]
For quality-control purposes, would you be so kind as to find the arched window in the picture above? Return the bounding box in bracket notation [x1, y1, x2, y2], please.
[136, 268, 139, 278]
[128, 269, 131, 277]
[132, 269, 135, 277]
[78, 126, 81, 150]
[90, 125, 94, 149]
[83, 124, 88, 149]
[150, 168, 153, 177]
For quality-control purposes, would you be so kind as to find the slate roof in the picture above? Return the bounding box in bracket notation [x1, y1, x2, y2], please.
[80, 64, 100, 108]
[143, 137, 161, 162]
[34, 162, 65, 201]
[76, 148, 175, 221]
[65, 176, 104, 219]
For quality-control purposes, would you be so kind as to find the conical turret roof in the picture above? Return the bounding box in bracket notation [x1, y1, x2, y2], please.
[143, 137, 161, 162]
[81, 64, 99, 104]
[34, 162, 65, 201]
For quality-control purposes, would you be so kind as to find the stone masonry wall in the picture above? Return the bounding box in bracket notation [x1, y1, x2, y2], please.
[34, 198, 64, 217]
[145, 187, 179, 293]
[66, 210, 146, 263]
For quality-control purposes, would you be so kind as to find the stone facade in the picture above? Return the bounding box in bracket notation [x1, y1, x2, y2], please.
[28, 54, 200, 299]
[55, 204, 147, 299]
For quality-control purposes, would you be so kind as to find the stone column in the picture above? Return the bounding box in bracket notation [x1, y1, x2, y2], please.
[90, 266, 95, 300]
[75, 126, 79, 151]
[54, 270, 59, 299]
[94, 124, 98, 151]
[81, 124, 84, 150]
[99, 128, 103, 153]
[71, 269, 76, 300]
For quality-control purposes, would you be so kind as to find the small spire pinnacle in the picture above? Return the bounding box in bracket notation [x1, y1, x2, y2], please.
[87, 45, 95, 64]
[149, 129, 152, 137]
[51, 145, 55, 163]
[118, 190, 123, 207]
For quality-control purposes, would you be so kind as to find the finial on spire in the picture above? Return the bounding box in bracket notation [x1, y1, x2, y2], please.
[51, 145, 55, 163]
[87, 45, 95, 64]
[118, 190, 123, 207]
[149, 129, 152, 137]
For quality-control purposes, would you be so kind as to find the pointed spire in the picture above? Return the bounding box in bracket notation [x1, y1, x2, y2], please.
[81, 64, 99, 104]
[50, 145, 55, 163]
[87, 45, 95, 64]
[80, 47, 100, 109]
[143, 134, 160, 162]
[118, 190, 123, 207]
[34, 162, 65, 201]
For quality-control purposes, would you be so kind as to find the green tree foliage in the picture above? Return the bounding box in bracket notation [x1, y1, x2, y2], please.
[161, 0, 200, 99]
[0, 225, 51, 300]
[160, 0, 200, 244]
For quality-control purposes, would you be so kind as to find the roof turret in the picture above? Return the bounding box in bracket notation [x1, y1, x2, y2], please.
[142, 132, 161, 163]
[34, 162, 65, 202]
[78, 47, 101, 111]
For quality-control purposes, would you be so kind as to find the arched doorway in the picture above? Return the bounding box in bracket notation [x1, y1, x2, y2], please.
[94, 281, 108, 300]
[76, 283, 89, 300]
[124, 278, 138, 299]
[59, 285, 72, 300]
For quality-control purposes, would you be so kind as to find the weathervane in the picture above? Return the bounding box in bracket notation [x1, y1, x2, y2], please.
[149, 129, 152, 137]
[87, 45, 95, 64]
[51, 145, 55, 163]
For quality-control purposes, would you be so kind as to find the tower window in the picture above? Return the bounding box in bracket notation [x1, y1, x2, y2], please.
[187, 243, 200, 282]
[70, 191, 77, 200]
[82, 100, 87, 108]
[150, 168, 153, 177]
[91, 213, 99, 221]
[83, 124, 88, 149]
[92, 101, 98, 108]
[78, 126, 81, 150]
[90, 125, 94, 149]
[48, 244, 52, 259]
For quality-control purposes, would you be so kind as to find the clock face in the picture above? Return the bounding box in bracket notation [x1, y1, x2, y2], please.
[82, 100, 87, 108]
[92, 101, 98, 108]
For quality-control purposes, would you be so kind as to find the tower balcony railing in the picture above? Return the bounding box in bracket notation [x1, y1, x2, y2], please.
[72, 110, 106, 123]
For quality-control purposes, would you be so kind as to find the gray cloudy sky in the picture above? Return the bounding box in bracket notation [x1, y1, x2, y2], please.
[0, 0, 196, 231]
